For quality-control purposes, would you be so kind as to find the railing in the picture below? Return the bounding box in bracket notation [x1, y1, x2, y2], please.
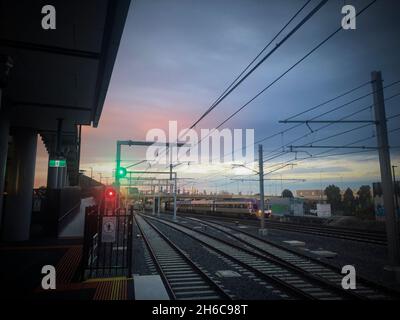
[80, 204, 133, 280]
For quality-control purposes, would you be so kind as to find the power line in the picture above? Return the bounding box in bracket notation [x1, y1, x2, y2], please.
[299, 122, 373, 146]
[255, 81, 373, 145]
[184, 79, 393, 170]
[256, 84, 400, 162]
[272, 129, 400, 173]
[180, 125, 400, 191]
[166, 0, 382, 188]
[387, 112, 400, 120]
[171, 0, 328, 169]
[213, 0, 378, 131]
[191, 87, 400, 180]
[262, 123, 400, 176]
[155, 0, 315, 166]
[284, 81, 371, 121]
[189, 0, 326, 130]
[262, 89, 400, 162]
[179, 86, 400, 177]
[165, 0, 378, 174]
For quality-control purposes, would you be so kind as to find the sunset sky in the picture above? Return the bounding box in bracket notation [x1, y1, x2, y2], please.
[34, 0, 400, 194]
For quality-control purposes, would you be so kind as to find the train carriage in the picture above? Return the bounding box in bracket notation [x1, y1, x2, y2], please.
[170, 198, 272, 219]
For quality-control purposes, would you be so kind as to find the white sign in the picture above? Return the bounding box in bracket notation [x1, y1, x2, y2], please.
[317, 204, 332, 218]
[102, 217, 116, 243]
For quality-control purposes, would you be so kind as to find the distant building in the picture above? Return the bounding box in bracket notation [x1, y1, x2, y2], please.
[296, 189, 326, 200]
[265, 196, 304, 216]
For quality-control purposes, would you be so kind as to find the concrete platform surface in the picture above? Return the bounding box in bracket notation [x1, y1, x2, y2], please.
[133, 275, 169, 300]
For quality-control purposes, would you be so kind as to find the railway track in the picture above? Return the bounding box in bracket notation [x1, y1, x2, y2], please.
[141, 214, 393, 300]
[184, 216, 399, 299]
[134, 214, 231, 300]
[263, 220, 387, 245]
[177, 212, 389, 245]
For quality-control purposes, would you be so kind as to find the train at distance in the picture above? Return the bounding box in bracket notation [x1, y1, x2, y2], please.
[165, 198, 272, 219]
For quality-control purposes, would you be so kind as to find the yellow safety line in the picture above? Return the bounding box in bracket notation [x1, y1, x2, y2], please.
[84, 276, 128, 283]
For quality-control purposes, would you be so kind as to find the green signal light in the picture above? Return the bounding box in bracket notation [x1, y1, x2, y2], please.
[116, 167, 127, 178]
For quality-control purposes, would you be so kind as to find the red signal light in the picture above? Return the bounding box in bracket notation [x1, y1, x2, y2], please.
[105, 187, 116, 199]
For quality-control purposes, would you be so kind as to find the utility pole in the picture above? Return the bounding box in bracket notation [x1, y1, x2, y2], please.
[258, 144, 267, 235]
[372, 71, 400, 270]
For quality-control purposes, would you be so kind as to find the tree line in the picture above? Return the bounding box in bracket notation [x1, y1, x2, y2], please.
[324, 185, 374, 218]
[281, 185, 375, 219]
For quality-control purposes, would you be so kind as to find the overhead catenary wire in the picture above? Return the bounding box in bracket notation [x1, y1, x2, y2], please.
[168, 0, 331, 169]
[212, 0, 378, 132]
[160, 0, 379, 178]
[161, 0, 385, 192]
[177, 88, 400, 189]
[257, 82, 400, 160]
[183, 79, 387, 170]
[254, 80, 373, 145]
[182, 0, 379, 170]
[263, 126, 400, 177]
[261, 88, 400, 162]
[153, 0, 315, 166]
[188, 0, 323, 129]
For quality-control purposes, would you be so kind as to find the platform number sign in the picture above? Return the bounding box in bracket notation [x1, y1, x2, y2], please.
[101, 217, 116, 243]
[49, 159, 66, 167]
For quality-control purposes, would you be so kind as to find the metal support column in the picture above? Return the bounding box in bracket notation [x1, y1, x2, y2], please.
[393, 166, 399, 215]
[3, 128, 37, 241]
[55, 119, 64, 188]
[157, 193, 161, 216]
[258, 144, 267, 235]
[372, 71, 400, 269]
[0, 108, 9, 228]
[152, 186, 156, 215]
[115, 141, 121, 191]
[0, 56, 13, 227]
[173, 172, 177, 221]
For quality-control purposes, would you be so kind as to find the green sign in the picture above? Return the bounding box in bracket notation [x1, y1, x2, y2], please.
[49, 159, 66, 167]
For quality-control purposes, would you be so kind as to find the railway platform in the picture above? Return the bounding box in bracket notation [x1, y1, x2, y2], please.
[0, 238, 133, 300]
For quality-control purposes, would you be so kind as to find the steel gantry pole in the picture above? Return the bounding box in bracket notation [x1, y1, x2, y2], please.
[152, 185, 156, 215]
[157, 192, 161, 216]
[258, 144, 267, 235]
[173, 172, 177, 221]
[115, 141, 122, 192]
[393, 166, 399, 215]
[371, 71, 400, 271]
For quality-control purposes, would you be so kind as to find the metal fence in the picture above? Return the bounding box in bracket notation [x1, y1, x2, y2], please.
[80, 204, 133, 280]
